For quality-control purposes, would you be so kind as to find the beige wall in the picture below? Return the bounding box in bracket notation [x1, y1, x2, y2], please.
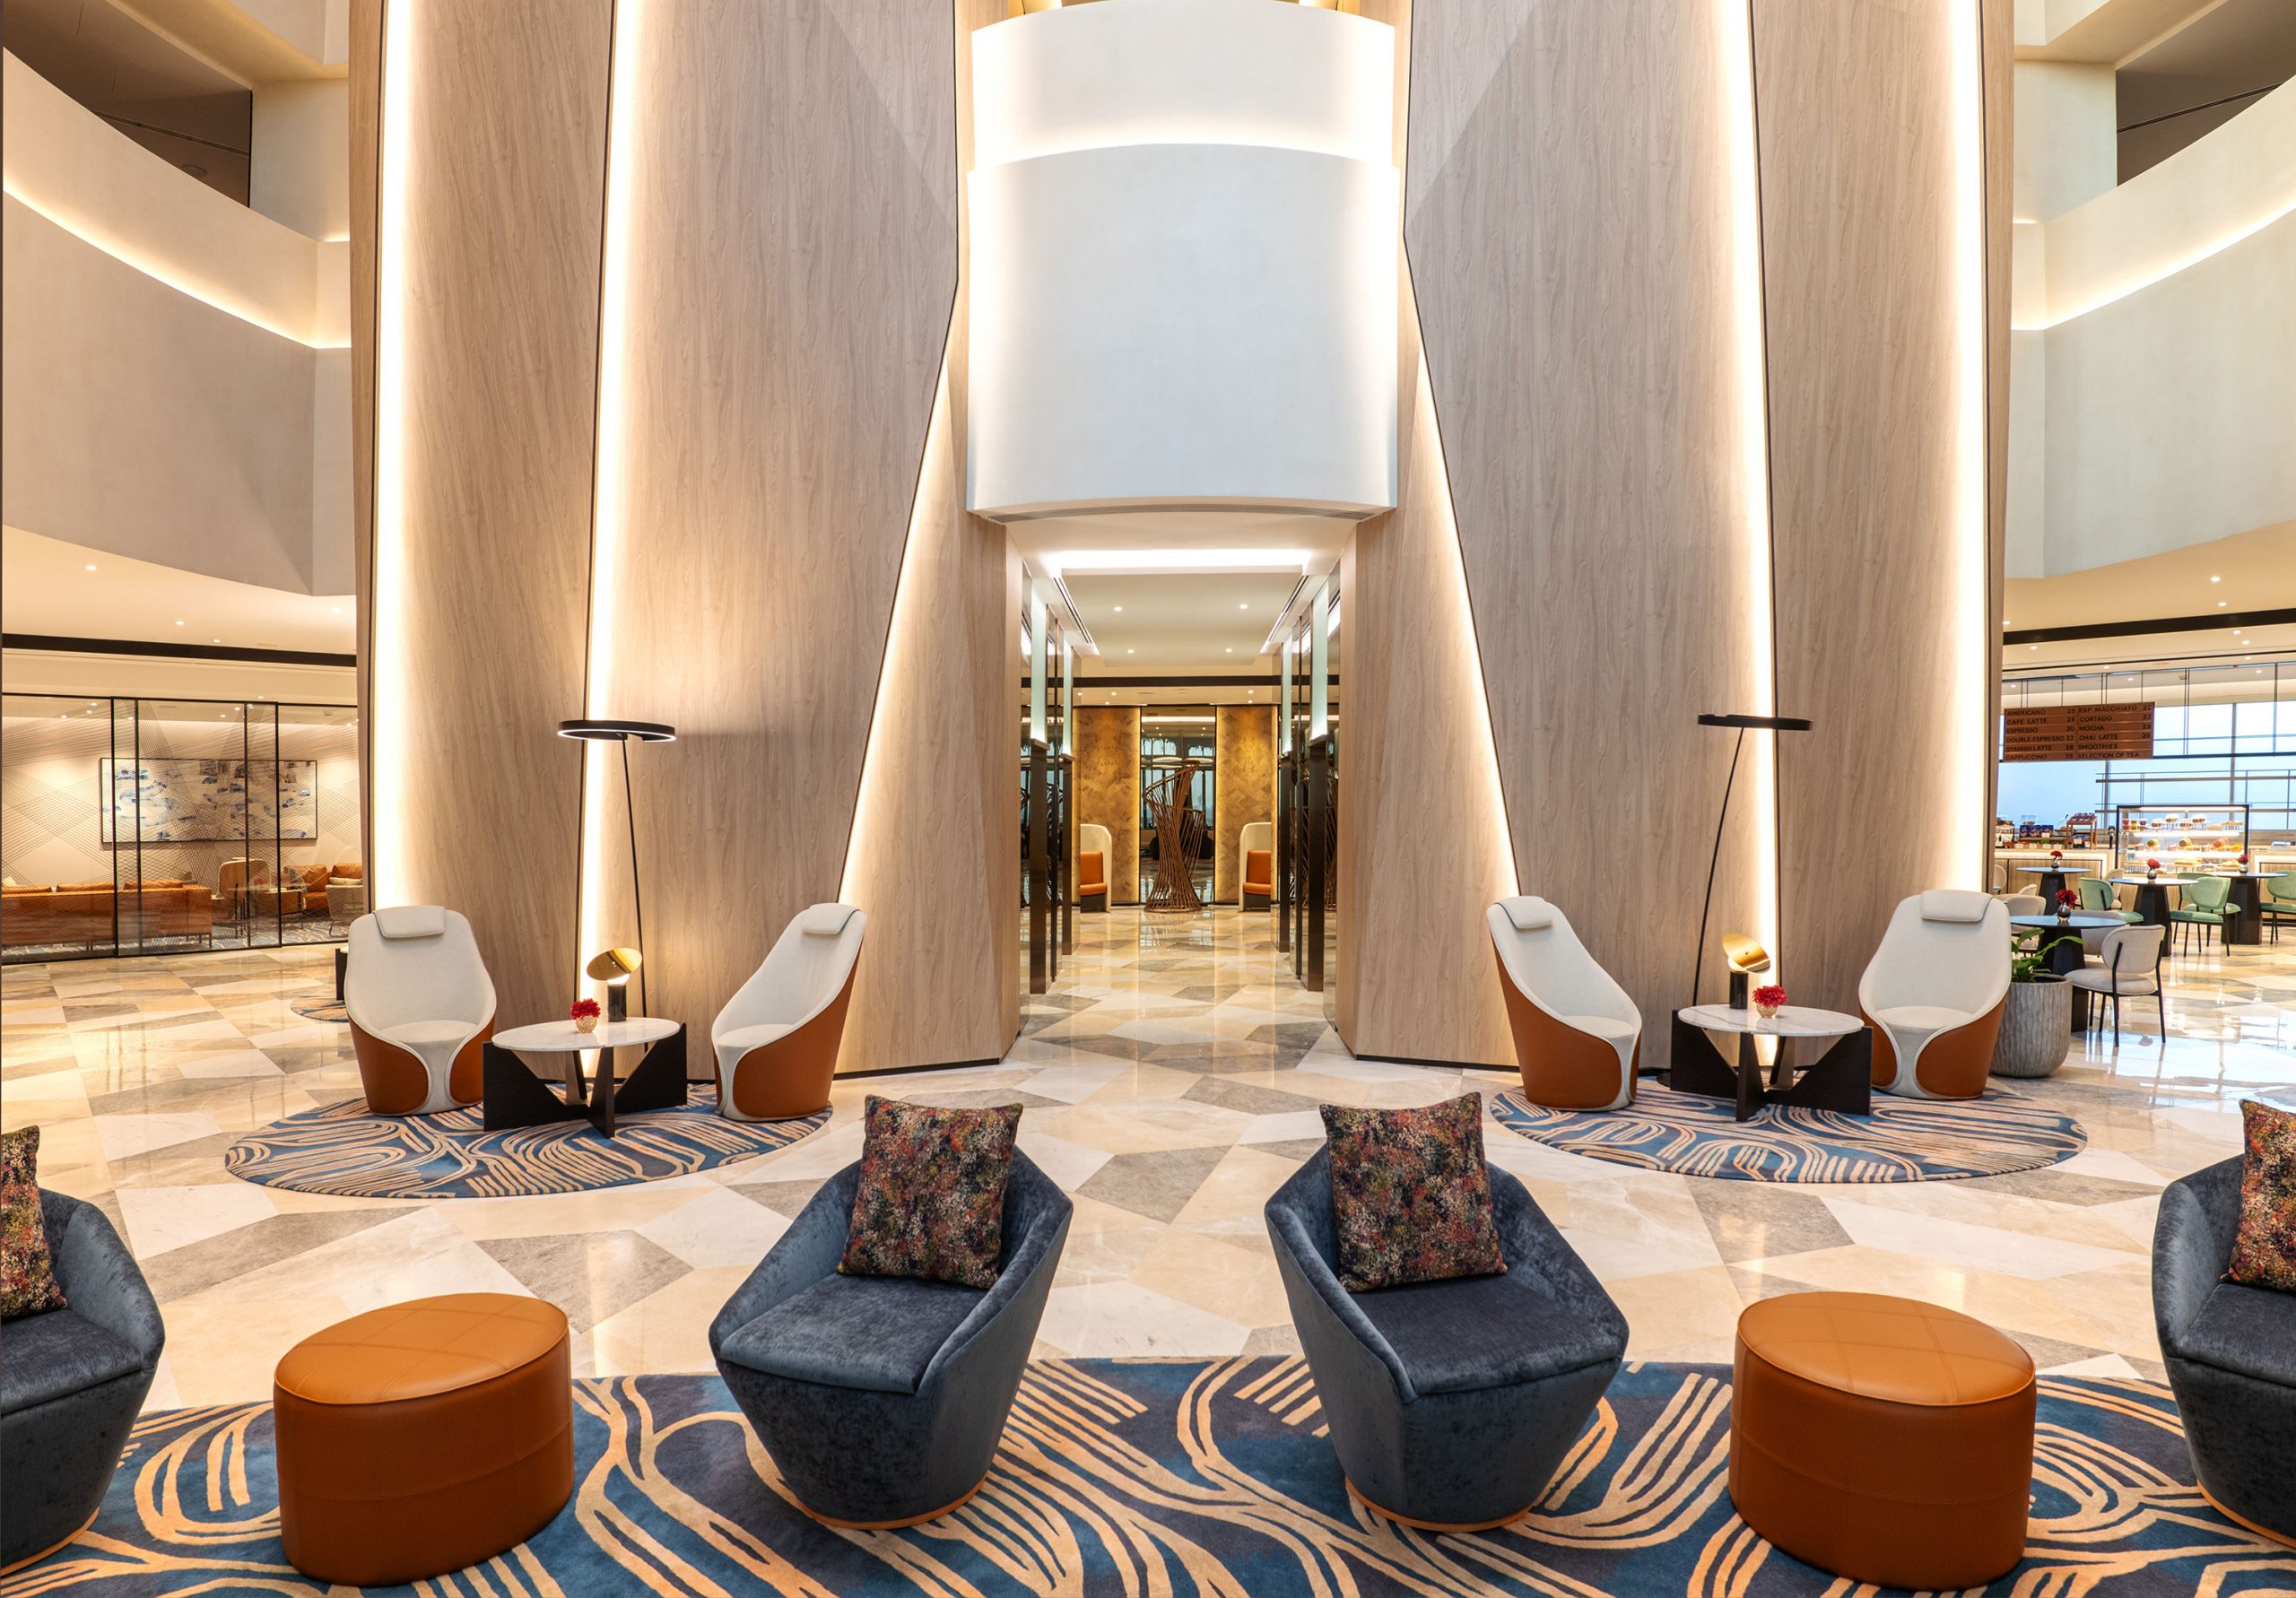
[1342, 0, 2008, 1058]
[354, 1, 1009, 1060]
[253, 80, 352, 241]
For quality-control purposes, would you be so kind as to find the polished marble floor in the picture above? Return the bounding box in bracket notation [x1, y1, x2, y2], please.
[4, 908, 2291, 1412]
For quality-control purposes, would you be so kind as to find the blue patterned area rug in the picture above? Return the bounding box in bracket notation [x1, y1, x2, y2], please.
[223, 1090, 827, 1199]
[11, 1360, 2281, 1596]
[1492, 1085, 2085, 1182]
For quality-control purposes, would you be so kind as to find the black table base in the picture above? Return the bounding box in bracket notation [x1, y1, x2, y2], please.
[483, 1025, 687, 1137]
[1667, 1016, 1872, 1121]
[2226, 877, 2263, 946]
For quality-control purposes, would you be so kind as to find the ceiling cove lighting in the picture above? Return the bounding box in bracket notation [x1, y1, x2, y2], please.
[370, 0, 418, 907]
[1721, 0, 1780, 963]
[1946, 0, 1989, 890]
[0, 180, 350, 349]
[577, 0, 648, 996]
[1040, 549, 1314, 577]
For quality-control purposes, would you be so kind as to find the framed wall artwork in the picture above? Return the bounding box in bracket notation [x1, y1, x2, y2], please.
[99, 759, 318, 844]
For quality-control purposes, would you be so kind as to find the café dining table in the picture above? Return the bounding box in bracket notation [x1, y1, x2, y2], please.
[2109, 875, 2193, 929]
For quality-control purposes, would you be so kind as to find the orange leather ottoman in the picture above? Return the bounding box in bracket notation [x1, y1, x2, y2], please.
[274, 1294, 573, 1586]
[1730, 1291, 2035, 1590]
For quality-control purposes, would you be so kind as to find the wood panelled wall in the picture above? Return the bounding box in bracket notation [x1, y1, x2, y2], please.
[839, 0, 1021, 1072]
[1074, 707, 1141, 905]
[1759, 0, 2011, 1012]
[353, 2, 1013, 1062]
[349, 0, 611, 1025]
[1342, 0, 2006, 1061]
[1213, 706, 1275, 904]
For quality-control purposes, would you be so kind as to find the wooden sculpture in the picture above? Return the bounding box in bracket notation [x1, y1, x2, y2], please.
[1144, 761, 1206, 915]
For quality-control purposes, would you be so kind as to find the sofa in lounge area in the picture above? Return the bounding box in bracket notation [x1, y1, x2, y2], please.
[1, 881, 214, 950]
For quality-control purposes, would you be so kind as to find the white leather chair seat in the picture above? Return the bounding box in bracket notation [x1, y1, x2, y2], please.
[1871, 1004, 1974, 1034]
[1561, 1013, 1638, 1044]
[715, 1020, 796, 1076]
[385, 1020, 480, 1048]
[2068, 967, 2159, 995]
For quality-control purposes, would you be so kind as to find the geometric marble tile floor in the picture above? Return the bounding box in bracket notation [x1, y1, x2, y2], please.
[4, 910, 2290, 1412]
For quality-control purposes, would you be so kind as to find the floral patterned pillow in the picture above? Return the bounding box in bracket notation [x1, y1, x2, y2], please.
[1, 1126, 67, 1321]
[2226, 1099, 2296, 1293]
[838, 1096, 1023, 1290]
[1320, 1094, 1507, 1293]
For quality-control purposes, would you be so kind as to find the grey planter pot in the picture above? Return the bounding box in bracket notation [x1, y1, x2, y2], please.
[1990, 976, 2071, 1078]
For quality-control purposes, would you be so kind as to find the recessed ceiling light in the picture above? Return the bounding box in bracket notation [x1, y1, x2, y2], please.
[1113, 606, 1123, 612]
[1224, 647, 1233, 653]
[174, 620, 185, 626]
[1239, 604, 1248, 611]
[2210, 575, 2222, 583]
[2218, 602, 2227, 608]
[83, 563, 97, 572]
[1126, 648, 1135, 655]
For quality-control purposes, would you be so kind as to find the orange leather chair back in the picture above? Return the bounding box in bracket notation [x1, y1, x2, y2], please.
[1243, 847, 1274, 894]
[1078, 849, 1107, 895]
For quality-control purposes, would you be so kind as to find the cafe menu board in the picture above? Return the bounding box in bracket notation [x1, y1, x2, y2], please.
[2001, 702, 2154, 762]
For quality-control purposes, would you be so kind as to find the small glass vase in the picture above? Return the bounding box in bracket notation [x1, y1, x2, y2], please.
[1755, 1002, 1780, 1020]
[574, 1013, 599, 1034]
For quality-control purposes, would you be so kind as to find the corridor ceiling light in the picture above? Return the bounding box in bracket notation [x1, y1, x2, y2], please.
[1041, 549, 1313, 578]
[83, 563, 97, 572]
[1113, 605, 1123, 612]
[2211, 576, 2222, 583]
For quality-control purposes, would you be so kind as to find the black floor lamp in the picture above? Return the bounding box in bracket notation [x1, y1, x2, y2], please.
[559, 717, 676, 1020]
[1691, 711, 1813, 1011]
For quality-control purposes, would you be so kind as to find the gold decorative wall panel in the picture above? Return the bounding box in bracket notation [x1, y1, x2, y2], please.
[1213, 707, 1276, 905]
[1074, 707, 1142, 906]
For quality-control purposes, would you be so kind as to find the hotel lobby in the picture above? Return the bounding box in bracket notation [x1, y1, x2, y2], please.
[4, 0, 2295, 1593]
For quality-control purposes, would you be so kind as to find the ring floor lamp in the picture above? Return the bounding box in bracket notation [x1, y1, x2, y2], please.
[559, 718, 676, 1020]
[1692, 711, 1812, 1012]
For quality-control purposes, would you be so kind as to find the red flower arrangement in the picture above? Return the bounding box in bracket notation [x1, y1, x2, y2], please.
[570, 996, 601, 1033]
[1752, 984, 1787, 1018]
[2054, 888, 2076, 911]
[2146, 856, 2162, 871]
[2049, 848, 2064, 862]
[2239, 852, 2251, 865]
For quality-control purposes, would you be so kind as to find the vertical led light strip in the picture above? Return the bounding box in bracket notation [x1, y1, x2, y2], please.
[370, 0, 416, 908]
[1948, 0, 1990, 890]
[576, 0, 644, 988]
[1721, 0, 1780, 968]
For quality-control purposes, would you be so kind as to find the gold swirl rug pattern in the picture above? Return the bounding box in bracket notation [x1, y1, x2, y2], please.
[6, 1359, 2285, 1595]
[222, 1091, 828, 1199]
[1493, 1085, 2086, 1182]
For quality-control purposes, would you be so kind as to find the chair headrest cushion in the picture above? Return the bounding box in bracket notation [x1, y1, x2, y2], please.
[1918, 890, 1991, 925]
[799, 903, 858, 938]
[374, 905, 448, 941]
[1499, 896, 1554, 932]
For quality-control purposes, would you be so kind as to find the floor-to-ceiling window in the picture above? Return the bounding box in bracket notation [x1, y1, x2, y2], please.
[0, 694, 361, 962]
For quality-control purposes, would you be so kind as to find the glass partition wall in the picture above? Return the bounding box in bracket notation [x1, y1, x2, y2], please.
[1, 694, 361, 963]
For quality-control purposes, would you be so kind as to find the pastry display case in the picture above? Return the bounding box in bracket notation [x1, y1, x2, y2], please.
[2112, 804, 2249, 874]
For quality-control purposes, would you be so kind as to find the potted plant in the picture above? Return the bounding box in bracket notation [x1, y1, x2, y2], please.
[1752, 983, 1786, 1020]
[2053, 887, 2076, 924]
[1991, 930, 2076, 1078]
[570, 996, 602, 1035]
[2146, 855, 2162, 882]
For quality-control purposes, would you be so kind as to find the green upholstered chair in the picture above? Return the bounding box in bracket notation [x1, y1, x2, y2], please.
[2168, 875, 2237, 954]
[2264, 873, 2296, 944]
[2077, 877, 2140, 924]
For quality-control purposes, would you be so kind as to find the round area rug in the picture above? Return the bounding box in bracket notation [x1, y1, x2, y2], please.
[1492, 1084, 2084, 1182]
[24, 1360, 2266, 1595]
[225, 1088, 826, 1199]
[289, 997, 348, 1022]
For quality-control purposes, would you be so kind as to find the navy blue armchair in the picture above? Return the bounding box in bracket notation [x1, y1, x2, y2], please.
[709, 1151, 1072, 1527]
[2152, 1155, 2296, 1542]
[1, 1190, 165, 1568]
[1265, 1149, 1627, 1530]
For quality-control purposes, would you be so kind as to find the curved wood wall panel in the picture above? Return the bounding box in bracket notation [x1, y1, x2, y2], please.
[1388, 0, 1771, 1067]
[352, 0, 611, 1025]
[587, 0, 960, 1043]
[1756, 0, 2009, 1012]
[1075, 707, 1142, 906]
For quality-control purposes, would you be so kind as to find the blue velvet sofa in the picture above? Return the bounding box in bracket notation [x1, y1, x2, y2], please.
[709, 1151, 1072, 1527]
[2152, 1154, 2296, 1542]
[1265, 1149, 1627, 1529]
[1, 1190, 166, 1568]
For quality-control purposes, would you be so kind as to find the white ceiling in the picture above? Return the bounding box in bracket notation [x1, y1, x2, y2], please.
[3, 525, 356, 654]
[1065, 569, 1299, 676]
[1007, 507, 1354, 567]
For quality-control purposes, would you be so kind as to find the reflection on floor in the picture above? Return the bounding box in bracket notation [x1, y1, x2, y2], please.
[4, 908, 2289, 1413]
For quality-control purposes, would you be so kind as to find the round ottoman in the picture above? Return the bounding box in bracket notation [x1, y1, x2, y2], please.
[1730, 1290, 2035, 1590]
[274, 1293, 572, 1586]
